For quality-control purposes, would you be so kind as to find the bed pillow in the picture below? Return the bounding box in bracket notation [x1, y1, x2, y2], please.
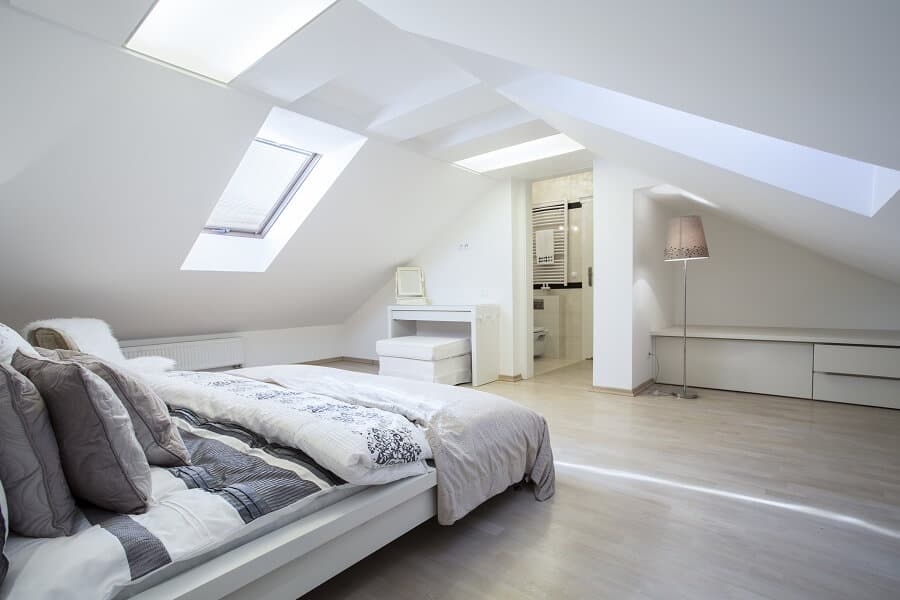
[34, 347, 60, 359]
[1, 480, 8, 585]
[12, 351, 152, 514]
[54, 350, 190, 467]
[25, 326, 78, 352]
[0, 363, 79, 537]
[0, 323, 37, 364]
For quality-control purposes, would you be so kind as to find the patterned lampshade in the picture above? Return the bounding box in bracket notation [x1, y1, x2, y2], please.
[664, 215, 709, 261]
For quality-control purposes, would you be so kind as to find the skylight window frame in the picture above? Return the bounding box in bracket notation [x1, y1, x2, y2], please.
[203, 138, 321, 239]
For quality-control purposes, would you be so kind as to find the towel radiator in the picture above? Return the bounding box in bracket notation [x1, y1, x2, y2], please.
[532, 200, 568, 286]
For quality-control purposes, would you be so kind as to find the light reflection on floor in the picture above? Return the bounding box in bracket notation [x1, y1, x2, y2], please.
[555, 460, 900, 541]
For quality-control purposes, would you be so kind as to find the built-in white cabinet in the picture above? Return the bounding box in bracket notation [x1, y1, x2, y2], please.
[655, 337, 813, 398]
[653, 327, 900, 409]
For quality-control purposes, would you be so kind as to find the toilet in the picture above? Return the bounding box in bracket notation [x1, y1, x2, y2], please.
[533, 327, 547, 357]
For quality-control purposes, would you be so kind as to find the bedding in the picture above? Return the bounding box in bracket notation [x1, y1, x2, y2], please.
[52, 350, 191, 467]
[12, 351, 152, 514]
[1, 359, 554, 597]
[0, 323, 36, 364]
[23, 318, 176, 375]
[0, 362, 79, 537]
[0, 408, 360, 600]
[229, 365, 555, 525]
[147, 370, 433, 485]
[1, 482, 8, 586]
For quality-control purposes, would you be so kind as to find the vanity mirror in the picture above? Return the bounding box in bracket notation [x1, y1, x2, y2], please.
[394, 266, 429, 305]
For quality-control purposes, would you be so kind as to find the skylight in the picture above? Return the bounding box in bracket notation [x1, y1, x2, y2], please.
[126, 0, 337, 83]
[455, 134, 584, 173]
[500, 73, 900, 217]
[182, 107, 367, 273]
[204, 139, 319, 238]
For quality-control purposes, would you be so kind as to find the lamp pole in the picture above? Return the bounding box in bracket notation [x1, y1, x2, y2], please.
[676, 259, 697, 398]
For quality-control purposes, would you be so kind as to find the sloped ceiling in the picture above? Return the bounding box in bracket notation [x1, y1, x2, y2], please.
[354, 0, 900, 283]
[0, 4, 493, 337]
[3, 0, 900, 339]
[360, 0, 900, 171]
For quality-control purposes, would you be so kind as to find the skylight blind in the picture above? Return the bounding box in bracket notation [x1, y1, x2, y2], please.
[205, 139, 316, 237]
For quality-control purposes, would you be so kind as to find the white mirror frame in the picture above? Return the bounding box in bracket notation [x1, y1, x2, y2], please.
[395, 266, 429, 304]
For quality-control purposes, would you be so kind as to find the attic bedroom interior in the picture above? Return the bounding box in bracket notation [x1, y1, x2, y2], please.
[2, 1, 900, 599]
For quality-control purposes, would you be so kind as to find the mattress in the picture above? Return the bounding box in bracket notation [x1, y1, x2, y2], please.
[379, 354, 472, 385]
[375, 336, 471, 361]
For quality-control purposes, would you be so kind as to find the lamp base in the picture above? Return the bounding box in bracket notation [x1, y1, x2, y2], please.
[672, 389, 699, 399]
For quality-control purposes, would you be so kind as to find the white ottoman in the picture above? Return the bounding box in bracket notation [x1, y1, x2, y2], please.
[376, 336, 472, 385]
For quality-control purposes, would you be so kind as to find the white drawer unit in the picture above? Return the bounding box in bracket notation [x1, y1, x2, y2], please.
[813, 373, 900, 410]
[814, 344, 900, 379]
[652, 327, 900, 409]
[812, 344, 900, 410]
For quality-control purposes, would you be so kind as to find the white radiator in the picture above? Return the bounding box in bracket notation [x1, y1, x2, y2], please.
[121, 337, 244, 371]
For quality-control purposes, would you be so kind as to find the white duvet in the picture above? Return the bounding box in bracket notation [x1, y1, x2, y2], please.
[230, 365, 556, 525]
[148, 371, 433, 485]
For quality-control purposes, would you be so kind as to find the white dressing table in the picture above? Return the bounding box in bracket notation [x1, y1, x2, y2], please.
[386, 305, 500, 386]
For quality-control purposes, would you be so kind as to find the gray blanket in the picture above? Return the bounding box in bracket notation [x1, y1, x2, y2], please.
[230, 365, 556, 524]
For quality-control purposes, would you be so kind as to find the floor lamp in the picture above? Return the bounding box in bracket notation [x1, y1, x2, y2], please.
[664, 215, 709, 399]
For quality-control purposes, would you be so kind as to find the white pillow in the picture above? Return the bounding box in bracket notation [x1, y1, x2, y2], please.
[0, 323, 36, 364]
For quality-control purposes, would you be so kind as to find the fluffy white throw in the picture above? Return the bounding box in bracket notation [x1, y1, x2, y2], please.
[21, 318, 174, 374]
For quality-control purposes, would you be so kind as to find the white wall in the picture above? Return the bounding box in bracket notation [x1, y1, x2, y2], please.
[632, 192, 676, 385]
[120, 324, 344, 368]
[342, 179, 527, 376]
[674, 209, 900, 330]
[342, 281, 395, 360]
[593, 161, 660, 390]
[510, 178, 531, 378]
[0, 6, 493, 339]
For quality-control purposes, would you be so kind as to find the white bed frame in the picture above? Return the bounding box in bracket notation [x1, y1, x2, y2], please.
[133, 471, 437, 600]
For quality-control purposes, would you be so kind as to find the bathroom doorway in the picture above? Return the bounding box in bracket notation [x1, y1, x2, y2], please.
[529, 170, 594, 377]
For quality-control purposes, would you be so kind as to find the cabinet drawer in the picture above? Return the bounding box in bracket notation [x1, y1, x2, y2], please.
[813, 373, 900, 410]
[814, 344, 900, 378]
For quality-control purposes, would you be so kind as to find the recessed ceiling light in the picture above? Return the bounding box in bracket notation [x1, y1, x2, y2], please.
[455, 134, 585, 173]
[126, 0, 337, 83]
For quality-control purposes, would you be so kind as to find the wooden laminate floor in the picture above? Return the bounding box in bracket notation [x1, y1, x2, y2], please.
[304, 360, 900, 599]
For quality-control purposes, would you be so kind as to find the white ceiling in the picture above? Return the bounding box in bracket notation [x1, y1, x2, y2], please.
[360, 0, 900, 171]
[2, 0, 900, 339]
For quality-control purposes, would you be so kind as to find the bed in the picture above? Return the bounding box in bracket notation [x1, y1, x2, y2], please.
[2, 354, 555, 600]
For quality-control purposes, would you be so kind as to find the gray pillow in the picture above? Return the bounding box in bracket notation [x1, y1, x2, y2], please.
[33, 347, 60, 359]
[12, 351, 152, 514]
[1, 480, 7, 585]
[0, 363, 79, 537]
[53, 350, 190, 467]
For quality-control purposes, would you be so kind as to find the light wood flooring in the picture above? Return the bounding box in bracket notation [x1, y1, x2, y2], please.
[304, 360, 900, 599]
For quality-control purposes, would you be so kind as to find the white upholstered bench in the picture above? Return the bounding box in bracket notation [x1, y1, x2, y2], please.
[375, 336, 472, 385]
